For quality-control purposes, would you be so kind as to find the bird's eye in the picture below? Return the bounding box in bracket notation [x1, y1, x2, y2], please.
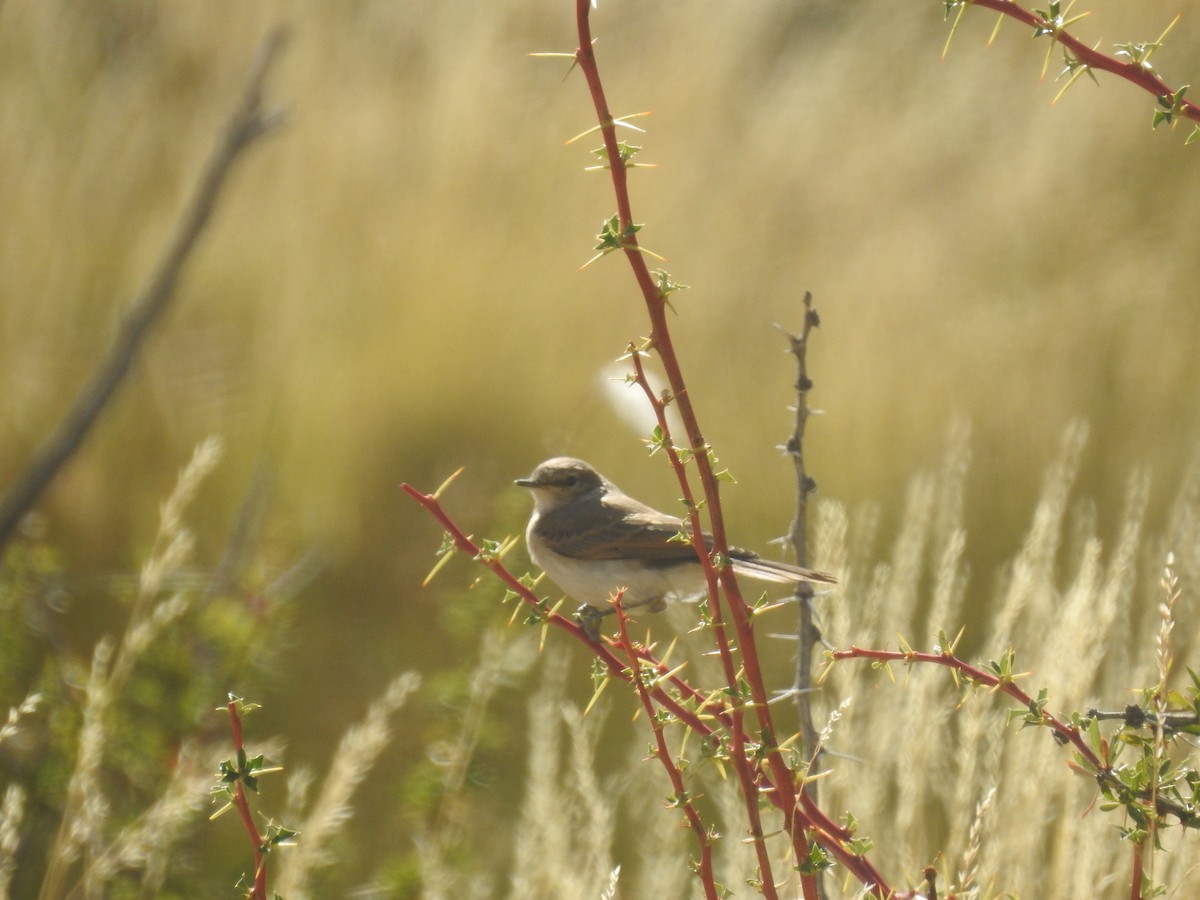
[563, 475, 578, 487]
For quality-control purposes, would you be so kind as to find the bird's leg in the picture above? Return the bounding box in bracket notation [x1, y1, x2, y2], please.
[575, 594, 668, 642]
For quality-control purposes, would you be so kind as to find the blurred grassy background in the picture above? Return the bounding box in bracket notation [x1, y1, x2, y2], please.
[2, 0, 1199, 894]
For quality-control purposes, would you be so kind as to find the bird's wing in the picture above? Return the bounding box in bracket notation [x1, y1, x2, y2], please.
[543, 502, 701, 562]
[538, 497, 838, 584]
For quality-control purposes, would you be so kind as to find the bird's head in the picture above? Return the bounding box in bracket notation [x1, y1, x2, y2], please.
[515, 457, 607, 511]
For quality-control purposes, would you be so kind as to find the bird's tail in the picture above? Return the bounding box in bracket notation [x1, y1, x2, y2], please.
[729, 555, 837, 586]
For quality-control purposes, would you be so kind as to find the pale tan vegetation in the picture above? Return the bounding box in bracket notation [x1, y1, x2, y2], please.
[403, 421, 1199, 898]
[813, 421, 1200, 897]
[1, 0, 1198, 897]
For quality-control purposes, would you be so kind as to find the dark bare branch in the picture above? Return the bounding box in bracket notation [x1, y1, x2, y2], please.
[779, 291, 826, 898]
[0, 28, 289, 554]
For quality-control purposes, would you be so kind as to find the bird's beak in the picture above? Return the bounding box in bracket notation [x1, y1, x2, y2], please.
[515, 476, 536, 487]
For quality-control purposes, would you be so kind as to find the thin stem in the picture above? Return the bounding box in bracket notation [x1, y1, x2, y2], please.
[226, 701, 267, 900]
[969, 0, 1200, 125]
[399, 483, 729, 736]
[831, 645, 1198, 829]
[782, 294, 826, 899]
[626, 351, 785, 899]
[571, 4, 864, 895]
[401, 479, 895, 891]
[612, 595, 720, 900]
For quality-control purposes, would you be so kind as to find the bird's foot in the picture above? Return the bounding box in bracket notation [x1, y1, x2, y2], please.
[574, 604, 605, 642]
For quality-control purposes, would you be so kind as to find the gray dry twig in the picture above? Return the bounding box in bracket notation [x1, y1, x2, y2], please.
[0, 27, 290, 553]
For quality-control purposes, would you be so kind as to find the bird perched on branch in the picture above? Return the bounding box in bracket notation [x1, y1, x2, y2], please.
[516, 457, 836, 640]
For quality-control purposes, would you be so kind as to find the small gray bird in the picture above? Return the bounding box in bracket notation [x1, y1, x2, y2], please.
[516, 457, 836, 639]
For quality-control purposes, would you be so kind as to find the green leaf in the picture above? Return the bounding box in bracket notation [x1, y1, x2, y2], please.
[646, 424, 666, 455]
[796, 843, 834, 874]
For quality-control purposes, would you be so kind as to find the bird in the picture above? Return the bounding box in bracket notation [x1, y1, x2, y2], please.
[515, 457, 836, 639]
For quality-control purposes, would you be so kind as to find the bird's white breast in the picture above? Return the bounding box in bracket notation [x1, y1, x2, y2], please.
[525, 512, 705, 608]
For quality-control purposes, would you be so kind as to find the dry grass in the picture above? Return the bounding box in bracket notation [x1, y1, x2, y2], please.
[1, 1, 1199, 896]
[0, 785, 25, 898]
[430, 422, 1198, 899]
[0, 437, 415, 897]
[25, 438, 227, 898]
[810, 422, 1199, 897]
[275, 670, 423, 899]
[1, 407, 1194, 897]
